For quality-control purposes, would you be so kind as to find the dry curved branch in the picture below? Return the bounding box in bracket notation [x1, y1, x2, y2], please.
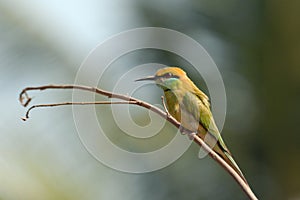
[19, 84, 258, 200]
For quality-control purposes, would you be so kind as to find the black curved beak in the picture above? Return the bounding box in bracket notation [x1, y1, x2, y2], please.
[135, 76, 156, 82]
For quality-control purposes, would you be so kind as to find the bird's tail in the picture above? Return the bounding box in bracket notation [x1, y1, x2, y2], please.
[197, 131, 248, 184]
[216, 142, 248, 185]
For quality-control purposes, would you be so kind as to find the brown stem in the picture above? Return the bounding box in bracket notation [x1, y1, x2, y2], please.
[19, 84, 258, 200]
[21, 101, 138, 121]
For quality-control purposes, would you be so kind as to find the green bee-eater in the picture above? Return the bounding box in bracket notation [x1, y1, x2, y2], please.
[136, 67, 247, 183]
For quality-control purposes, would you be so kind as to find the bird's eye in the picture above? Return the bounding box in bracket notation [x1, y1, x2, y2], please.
[165, 73, 173, 78]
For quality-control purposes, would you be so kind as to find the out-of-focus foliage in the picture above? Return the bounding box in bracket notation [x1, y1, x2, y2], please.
[0, 0, 299, 200]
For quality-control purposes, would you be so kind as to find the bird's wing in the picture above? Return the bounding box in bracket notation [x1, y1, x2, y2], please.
[181, 90, 247, 182]
[181, 91, 247, 181]
[181, 91, 230, 152]
[182, 91, 218, 134]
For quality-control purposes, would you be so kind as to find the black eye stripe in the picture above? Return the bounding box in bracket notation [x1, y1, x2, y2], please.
[156, 73, 179, 79]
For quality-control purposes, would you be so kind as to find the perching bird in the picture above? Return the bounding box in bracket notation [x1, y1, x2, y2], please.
[136, 67, 247, 183]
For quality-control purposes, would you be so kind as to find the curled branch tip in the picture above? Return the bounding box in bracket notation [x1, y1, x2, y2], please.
[19, 91, 32, 107]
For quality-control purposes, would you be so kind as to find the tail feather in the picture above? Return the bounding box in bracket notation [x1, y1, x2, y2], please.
[223, 151, 248, 184]
[197, 132, 248, 184]
[214, 135, 248, 184]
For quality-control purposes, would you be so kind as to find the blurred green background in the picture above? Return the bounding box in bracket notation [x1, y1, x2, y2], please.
[1, 0, 300, 199]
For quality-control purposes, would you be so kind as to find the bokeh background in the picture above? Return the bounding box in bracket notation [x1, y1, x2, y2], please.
[1, 0, 299, 199]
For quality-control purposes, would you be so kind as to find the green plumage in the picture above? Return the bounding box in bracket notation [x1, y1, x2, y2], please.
[136, 67, 247, 183]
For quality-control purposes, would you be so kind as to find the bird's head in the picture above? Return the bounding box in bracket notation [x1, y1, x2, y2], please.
[135, 67, 186, 91]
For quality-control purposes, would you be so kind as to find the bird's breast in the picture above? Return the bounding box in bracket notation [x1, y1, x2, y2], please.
[164, 91, 181, 121]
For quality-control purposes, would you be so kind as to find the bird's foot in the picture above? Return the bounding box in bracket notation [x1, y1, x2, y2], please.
[187, 132, 196, 140]
[179, 126, 196, 140]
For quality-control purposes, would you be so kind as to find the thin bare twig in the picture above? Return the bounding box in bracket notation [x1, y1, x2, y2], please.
[161, 96, 170, 117]
[21, 101, 138, 121]
[19, 84, 258, 200]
